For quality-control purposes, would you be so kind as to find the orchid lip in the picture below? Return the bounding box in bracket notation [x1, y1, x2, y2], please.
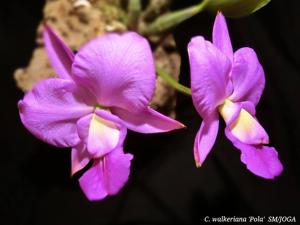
[87, 113, 120, 158]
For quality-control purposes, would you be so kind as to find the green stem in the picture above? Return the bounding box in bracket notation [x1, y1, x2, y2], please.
[142, 0, 210, 35]
[156, 66, 191, 96]
[127, 0, 142, 29]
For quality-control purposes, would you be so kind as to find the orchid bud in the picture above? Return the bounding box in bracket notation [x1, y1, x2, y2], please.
[207, 0, 271, 17]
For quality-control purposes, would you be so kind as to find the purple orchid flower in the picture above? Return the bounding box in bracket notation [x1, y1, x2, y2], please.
[18, 26, 184, 201]
[188, 12, 283, 179]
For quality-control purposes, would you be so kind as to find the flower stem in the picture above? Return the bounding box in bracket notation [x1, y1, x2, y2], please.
[156, 66, 191, 96]
[127, 0, 142, 29]
[142, 0, 210, 35]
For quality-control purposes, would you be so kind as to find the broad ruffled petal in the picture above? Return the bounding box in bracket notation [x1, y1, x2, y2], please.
[18, 79, 93, 147]
[194, 112, 219, 167]
[225, 129, 283, 179]
[43, 25, 74, 80]
[77, 110, 127, 158]
[219, 99, 269, 145]
[72, 32, 155, 112]
[188, 36, 232, 118]
[71, 142, 90, 176]
[111, 107, 185, 133]
[212, 12, 233, 60]
[79, 147, 133, 201]
[229, 47, 265, 106]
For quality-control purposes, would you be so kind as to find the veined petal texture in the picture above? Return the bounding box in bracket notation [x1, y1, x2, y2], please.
[18, 79, 93, 147]
[79, 147, 133, 201]
[213, 12, 233, 60]
[112, 106, 185, 133]
[188, 36, 232, 118]
[230, 47, 265, 105]
[72, 32, 156, 112]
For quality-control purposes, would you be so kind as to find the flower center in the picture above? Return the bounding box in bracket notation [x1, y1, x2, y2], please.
[95, 104, 110, 111]
[218, 99, 238, 123]
[218, 99, 269, 145]
[87, 112, 120, 158]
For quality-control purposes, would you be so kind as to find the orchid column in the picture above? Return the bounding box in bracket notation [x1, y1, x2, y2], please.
[18, 26, 184, 201]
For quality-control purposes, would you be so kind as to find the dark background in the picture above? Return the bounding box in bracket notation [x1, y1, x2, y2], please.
[1, 0, 299, 224]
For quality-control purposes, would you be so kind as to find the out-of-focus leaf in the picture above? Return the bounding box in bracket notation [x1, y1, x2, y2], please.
[207, 0, 271, 18]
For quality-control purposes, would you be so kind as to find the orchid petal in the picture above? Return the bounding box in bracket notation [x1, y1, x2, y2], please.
[219, 99, 269, 145]
[72, 32, 155, 112]
[71, 142, 90, 176]
[213, 12, 233, 60]
[79, 147, 133, 201]
[188, 36, 232, 118]
[229, 47, 265, 105]
[112, 107, 185, 133]
[194, 112, 219, 167]
[225, 129, 283, 179]
[240, 101, 256, 116]
[77, 110, 126, 158]
[240, 145, 283, 179]
[43, 25, 74, 80]
[18, 78, 93, 147]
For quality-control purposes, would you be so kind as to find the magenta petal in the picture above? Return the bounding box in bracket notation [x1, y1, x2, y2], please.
[79, 147, 133, 201]
[188, 36, 232, 118]
[212, 12, 233, 60]
[240, 101, 256, 116]
[43, 25, 74, 80]
[76, 114, 92, 143]
[225, 129, 283, 179]
[240, 145, 283, 179]
[71, 142, 90, 176]
[229, 47, 265, 106]
[112, 107, 185, 133]
[77, 110, 127, 158]
[72, 32, 155, 112]
[194, 113, 219, 167]
[18, 78, 93, 147]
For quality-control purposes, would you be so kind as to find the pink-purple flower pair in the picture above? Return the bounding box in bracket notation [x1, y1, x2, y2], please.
[188, 12, 283, 179]
[18, 12, 283, 202]
[18, 26, 184, 201]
